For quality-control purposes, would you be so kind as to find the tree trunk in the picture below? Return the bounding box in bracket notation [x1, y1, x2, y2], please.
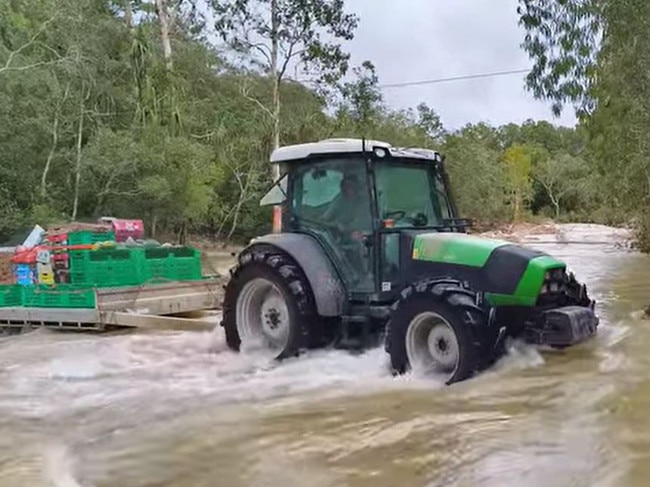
[71, 98, 85, 221]
[550, 194, 561, 218]
[270, 0, 282, 232]
[155, 0, 173, 71]
[151, 214, 158, 238]
[41, 113, 59, 200]
[513, 192, 521, 222]
[41, 83, 69, 200]
[270, 0, 280, 155]
[124, 0, 134, 29]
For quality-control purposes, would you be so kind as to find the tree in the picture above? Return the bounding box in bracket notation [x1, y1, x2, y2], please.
[415, 102, 446, 145]
[516, 0, 603, 117]
[211, 0, 358, 232]
[532, 153, 586, 218]
[211, 0, 359, 154]
[502, 144, 534, 221]
[338, 60, 384, 134]
[442, 124, 507, 223]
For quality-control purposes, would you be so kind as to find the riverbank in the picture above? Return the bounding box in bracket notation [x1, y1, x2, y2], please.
[477, 221, 634, 247]
[195, 221, 636, 277]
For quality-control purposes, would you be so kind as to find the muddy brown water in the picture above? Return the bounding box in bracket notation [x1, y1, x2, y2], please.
[1, 224, 649, 487]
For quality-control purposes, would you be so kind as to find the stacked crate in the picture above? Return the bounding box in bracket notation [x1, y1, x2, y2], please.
[46, 228, 116, 284]
[0, 224, 205, 308]
[0, 284, 24, 307]
[47, 232, 70, 284]
[0, 283, 97, 309]
[11, 248, 38, 285]
[141, 246, 203, 282]
[69, 247, 144, 287]
[66, 245, 203, 287]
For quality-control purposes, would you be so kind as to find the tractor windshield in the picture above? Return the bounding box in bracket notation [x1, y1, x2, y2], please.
[374, 161, 453, 228]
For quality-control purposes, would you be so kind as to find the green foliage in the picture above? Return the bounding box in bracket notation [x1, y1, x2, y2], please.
[0, 0, 608, 246]
[442, 124, 508, 223]
[517, 0, 602, 117]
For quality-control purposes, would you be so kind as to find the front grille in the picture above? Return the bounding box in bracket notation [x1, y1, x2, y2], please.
[537, 267, 568, 304]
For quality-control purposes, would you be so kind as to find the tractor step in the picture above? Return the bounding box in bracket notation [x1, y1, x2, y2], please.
[334, 315, 377, 350]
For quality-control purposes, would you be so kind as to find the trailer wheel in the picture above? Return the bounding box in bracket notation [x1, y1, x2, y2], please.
[221, 246, 320, 359]
[386, 280, 500, 385]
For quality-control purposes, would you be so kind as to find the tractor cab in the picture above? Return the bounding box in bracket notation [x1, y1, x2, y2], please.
[259, 138, 469, 299]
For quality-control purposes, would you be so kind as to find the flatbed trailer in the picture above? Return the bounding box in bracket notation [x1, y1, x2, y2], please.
[0, 278, 224, 333]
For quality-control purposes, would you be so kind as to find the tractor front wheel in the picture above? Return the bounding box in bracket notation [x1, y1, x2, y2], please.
[386, 280, 501, 385]
[221, 246, 319, 359]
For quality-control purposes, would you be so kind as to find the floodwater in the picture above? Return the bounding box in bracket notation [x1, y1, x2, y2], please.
[1, 223, 649, 487]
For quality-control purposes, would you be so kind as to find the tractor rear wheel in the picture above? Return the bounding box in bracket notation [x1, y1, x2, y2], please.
[221, 246, 319, 359]
[386, 280, 501, 385]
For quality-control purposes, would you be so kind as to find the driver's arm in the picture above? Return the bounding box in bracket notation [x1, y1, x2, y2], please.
[322, 194, 342, 222]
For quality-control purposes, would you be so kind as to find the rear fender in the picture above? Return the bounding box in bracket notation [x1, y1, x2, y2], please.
[245, 233, 346, 317]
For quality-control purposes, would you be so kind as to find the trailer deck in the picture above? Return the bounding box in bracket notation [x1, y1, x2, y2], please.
[0, 278, 224, 332]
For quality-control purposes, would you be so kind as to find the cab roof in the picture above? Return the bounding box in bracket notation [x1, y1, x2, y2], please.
[270, 138, 443, 164]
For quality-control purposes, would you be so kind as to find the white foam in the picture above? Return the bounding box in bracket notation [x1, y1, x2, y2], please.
[43, 444, 87, 487]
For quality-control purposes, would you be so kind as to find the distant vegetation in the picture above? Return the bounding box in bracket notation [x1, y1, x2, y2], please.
[0, 1, 645, 248]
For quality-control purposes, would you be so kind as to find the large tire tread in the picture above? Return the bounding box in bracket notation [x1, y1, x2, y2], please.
[220, 245, 321, 358]
[386, 278, 501, 385]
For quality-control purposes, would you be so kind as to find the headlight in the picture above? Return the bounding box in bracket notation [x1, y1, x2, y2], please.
[541, 267, 566, 293]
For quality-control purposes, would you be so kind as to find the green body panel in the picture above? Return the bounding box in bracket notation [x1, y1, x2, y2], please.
[485, 255, 564, 306]
[411, 232, 565, 308]
[513, 255, 565, 296]
[412, 233, 512, 266]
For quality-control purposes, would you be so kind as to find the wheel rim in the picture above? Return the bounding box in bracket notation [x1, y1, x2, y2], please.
[405, 311, 460, 379]
[235, 278, 290, 354]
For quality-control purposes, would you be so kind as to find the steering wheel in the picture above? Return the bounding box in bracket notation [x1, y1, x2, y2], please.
[384, 210, 406, 220]
[383, 210, 429, 227]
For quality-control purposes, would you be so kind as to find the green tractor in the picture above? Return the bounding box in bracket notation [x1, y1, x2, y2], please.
[221, 138, 598, 384]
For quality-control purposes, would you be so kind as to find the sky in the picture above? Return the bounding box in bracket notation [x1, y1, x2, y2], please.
[342, 0, 578, 131]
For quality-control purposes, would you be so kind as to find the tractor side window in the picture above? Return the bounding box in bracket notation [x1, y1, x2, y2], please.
[292, 166, 344, 221]
[292, 159, 374, 293]
[301, 169, 343, 208]
[292, 160, 372, 232]
[433, 171, 453, 220]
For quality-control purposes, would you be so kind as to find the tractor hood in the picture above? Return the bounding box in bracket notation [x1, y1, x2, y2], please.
[409, 232, 566, 306]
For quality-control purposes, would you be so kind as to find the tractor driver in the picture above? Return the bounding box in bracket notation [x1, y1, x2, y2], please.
[322, 173, 370, 242]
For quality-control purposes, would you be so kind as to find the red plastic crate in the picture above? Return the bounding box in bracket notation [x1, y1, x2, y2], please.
[47, 233, 69, 244]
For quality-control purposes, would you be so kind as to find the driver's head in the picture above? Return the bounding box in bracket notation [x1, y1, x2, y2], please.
[341, 175, 359, 198]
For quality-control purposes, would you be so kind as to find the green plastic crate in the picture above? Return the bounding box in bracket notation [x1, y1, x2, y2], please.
[0, 285, 24, 307]
[23, 284, 96, 308]
[167, 259, 202, 280]
[141, 246, 202, 282]
[67, 230, 116, 246]
[68, 248, 144, 287]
